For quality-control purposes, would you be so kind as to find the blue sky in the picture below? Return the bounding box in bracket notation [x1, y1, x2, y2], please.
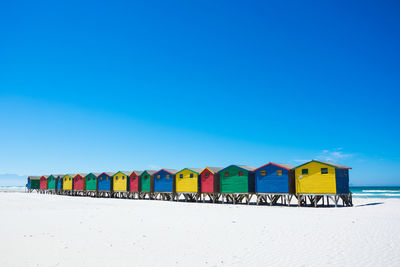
[1, 0, 399, 186]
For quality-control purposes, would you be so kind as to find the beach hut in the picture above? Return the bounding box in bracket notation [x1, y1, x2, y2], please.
[73, 174, 86, 196]
[200, 167, 223, 203]
[175, 168, 202, 202]
[62, 174, 74, 195]
[97, 172, 114, 197]
[27, 176, 40, 192]
[47, 174, 61, 194]
[85, 173, 99, 197]
[128, 170, 143, 199]
[39, 175, 48, 193]
[253, 163, 295, 206]
[139, 170, 156, 199]
[153, 169, 178, 200]
[218, 165, 256, 204]
[56, 175, 63, 194]
[293, 160, 352, 207]
[112, 171, 131, 198]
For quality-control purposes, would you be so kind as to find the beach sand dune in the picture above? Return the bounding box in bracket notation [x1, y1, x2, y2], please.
[0, 193, 399, 267]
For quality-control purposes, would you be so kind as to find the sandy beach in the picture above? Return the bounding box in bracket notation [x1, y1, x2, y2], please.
[0, 192, 399, 267]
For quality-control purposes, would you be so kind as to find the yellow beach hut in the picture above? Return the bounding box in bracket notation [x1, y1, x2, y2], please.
[62, 174, 74, 195]
[112, 171, 130, 198]
[293, 160, 352, 207]
[175, 168, 202, 202]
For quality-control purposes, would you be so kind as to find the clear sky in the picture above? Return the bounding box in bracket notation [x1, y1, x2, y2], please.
[1, 1, 399, 186]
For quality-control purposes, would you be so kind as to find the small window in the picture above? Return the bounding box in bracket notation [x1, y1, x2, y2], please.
[321, 168, 328, 174]
[80, 177, 83, 180]
[88, 177, 91, 181]
[106, 177, 109, 180]
[224, 172, 229, 177]
[277, 170, 282, 176]
[180, 174, 183, 178]
[166, 174, 170, 179]
[261, 170, 266, 176]
[190, 173, 194, 178]
[157, 175, 160, 179]
[115, 176, 118, 180]
[69, 178, 71, 181]
[144, 176, 148, 179]
[238, 171, 243, 176]
[122, 176, 125, 180]
[302, 169, 308, 175]
[100, 177, 103, 181]
[132, 176, 136, 180]
[205, 173, 210, 178]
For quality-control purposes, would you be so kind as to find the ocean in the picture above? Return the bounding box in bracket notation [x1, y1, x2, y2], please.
[351, 186, 400, 198]
[1, 185, 400, 198]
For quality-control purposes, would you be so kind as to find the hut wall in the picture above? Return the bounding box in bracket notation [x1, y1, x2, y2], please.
[220, 166, 254, 193]
[113, 172, 128, 192]
[63, 175, 73, 190]
[130, 173, 139, 192]
[40, 177, 48, 190]
[48, 176, 56, 190]
[255, 164, 289, 193]
[73, 175, 85, 190]
[140, 172, 152, 192]
[98, 174, 112, 191]
[335, 169, 350, 194]
[85, 174, 97, 191]
[295, 162, 336, 194]
[153, 170, 174, 192]
[56, 177, 63, 190]
[176, 169, 199, 193]
[200, 169, 219, 193]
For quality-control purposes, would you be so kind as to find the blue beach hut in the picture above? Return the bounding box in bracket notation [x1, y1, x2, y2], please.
[153, 169, 178, 192]
[254, 163, 295, 194]
[97, 172, 114, 197]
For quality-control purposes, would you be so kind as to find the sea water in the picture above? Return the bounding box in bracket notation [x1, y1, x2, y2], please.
[351, 186, 400, 198]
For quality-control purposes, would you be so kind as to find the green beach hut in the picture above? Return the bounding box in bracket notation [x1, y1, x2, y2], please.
[139, 170, 156, 199]
[85, 173, 100, 197]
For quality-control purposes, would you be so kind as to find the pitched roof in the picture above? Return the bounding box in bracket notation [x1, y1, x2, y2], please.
[141, 170, 157, 176]
[28, 176, 40, 180]
[74, 173, 88, 178]
[218, 165, 256, 173]
[177, 168, 203, 174]
[154, 169, 178, 175]
[293, 160, 352, 170]
[254, 162, 295, 172]
[113, 171, 132, 176]
[201, 167, 223, 174]
[130, 170, 144, 176]
[86, 173, 102, 177]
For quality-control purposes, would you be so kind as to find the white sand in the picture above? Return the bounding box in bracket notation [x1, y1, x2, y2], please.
[0, 193, 399, 267]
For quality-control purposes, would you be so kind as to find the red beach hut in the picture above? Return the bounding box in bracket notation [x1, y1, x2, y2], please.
[128, 170, 143, 199]
[73, 173, 86, 195]
[200, 167, 222, 202]
[40, 175, 48, 192]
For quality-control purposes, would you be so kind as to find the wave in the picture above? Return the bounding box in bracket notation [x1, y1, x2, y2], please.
[353, 193, 400, 197]
[362, 190, 400, 193]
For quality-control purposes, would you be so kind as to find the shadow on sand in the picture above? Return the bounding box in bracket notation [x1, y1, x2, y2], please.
[355, 202, 384, 207]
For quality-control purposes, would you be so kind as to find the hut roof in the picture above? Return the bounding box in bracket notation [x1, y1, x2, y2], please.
[40, 175, 49, 179]
[142, 170, 157, 175]
[177, 168, 203, 174]
[99, 172, 115, 177]
[154, 169, 179, 175]
[218, 165, 256, 173]
[201, 167, 223, 174]
[28, 176, 40, 180]
[130, 170, 144, 176]
[113, 171, 132, 176]
[254, 162, 295, 172]
[74, 173, 88, 178]
[293, 160, 352, 170]
[86, 173, 102, 177]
